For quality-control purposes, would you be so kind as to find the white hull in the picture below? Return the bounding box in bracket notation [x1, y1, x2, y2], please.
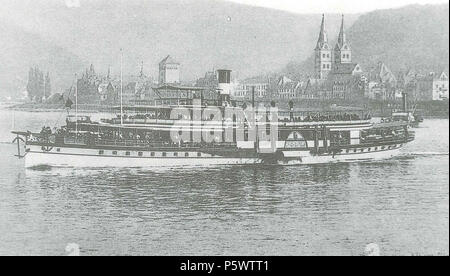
[24, 151, 260, 168]
[279, 147, 403, 165]
[24, 143, 404, 168]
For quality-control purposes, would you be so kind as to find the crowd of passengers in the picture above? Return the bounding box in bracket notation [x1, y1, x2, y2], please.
[112, 112, 371, 123]
[114, 113, 170, 120]
[281, 113, 371, 123]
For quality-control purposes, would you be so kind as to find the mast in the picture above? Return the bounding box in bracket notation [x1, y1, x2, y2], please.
[120, 48, 124, 125]
[43, 74, 46, 102]
[75, 73, 78, 134]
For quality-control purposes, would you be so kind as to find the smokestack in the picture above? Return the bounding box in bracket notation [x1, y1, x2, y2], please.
[217, 69, 232, 104]
[217, 69, 232, 93]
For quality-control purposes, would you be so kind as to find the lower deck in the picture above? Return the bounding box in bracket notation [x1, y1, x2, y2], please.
[23, 140, 407, 167]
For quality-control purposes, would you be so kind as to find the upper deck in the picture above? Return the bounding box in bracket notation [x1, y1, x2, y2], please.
[102, 105, 372, 129]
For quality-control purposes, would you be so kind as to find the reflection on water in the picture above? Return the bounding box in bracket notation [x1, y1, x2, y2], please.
[0, 108, 448, 255]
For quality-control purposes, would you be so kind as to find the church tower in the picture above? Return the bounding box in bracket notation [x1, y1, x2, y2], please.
[314, 14, 332, 79]
[334, 15, 352, 64]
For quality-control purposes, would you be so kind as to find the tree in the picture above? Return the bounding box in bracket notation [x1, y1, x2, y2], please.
[44, 72, 51, 100]
[26, 67, 51, 103]
[37, 68, 44, 103]
[26, 67, 36, 101]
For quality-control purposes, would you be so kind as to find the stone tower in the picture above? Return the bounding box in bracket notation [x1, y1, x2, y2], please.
[314, 14, 332, 79]
[334, 15, 352, 65]
[159, 55, 180, 84]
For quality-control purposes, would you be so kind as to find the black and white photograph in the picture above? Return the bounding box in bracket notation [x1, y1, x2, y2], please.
[0, 0, 448, 258]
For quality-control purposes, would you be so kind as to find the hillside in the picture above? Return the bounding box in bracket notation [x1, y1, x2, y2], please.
[1, 1, 448, 100]
[283, 4, 450, 77]
[0, 19, 85, 98]
[0, 0, 357, 98]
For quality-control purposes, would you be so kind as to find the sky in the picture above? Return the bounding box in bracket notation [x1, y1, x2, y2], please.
[227, 0, 449, 13]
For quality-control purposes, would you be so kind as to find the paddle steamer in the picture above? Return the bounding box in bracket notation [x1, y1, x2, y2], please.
[12, 102, 414, 167]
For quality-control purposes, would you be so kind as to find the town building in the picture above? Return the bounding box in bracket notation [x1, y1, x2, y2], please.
[233, 76, 270, 100]
[309, 15, 365, 100]
[314, 15, 333, 80]
[414, 71, 449, 101]
[272, 76, 301, 100]
[153, 85, 216, 106]
[365, 62, 400, 100]
[159, 55, 181, 84]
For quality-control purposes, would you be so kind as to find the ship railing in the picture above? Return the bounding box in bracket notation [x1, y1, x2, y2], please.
[64, 136, 87, 145]
[105, 118, 175, 125]
[104, 117, 372, 126]
[92, 138, 237, 149]
[330, 136, 410, 148]
[279, 119, 371, 127]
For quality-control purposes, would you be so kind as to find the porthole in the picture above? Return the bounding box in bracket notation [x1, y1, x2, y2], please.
[197, 152, 202, 157]
[138, 152, 143, 157]
[125, 151, 130, 156]
[99, 150, 104, 155]
[151, 152, 155, 157]
[56, 148, 61, 152]
[162, 152, 167, 157]
[185, 152, 189, 157]
[112, 151, 117, 155]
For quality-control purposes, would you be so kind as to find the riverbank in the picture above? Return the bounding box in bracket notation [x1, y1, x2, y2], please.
[7, 99, 449, 118]
[7, 103, 112, 113]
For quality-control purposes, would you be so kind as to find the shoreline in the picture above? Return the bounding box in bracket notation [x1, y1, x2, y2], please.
[4, 102, 449, 119]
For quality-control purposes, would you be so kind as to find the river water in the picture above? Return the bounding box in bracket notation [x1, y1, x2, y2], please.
[0, 108, 448, 255]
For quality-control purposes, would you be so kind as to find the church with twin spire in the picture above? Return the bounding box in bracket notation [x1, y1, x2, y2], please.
[311, 14, 364, 99]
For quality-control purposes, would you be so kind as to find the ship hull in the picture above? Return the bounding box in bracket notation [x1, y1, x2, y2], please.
[278, 147, 403, 165]
[24, 143, 405, 168]
[24, 146, 261, 168]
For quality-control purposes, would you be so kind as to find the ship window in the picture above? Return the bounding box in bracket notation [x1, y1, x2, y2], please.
[138, 152, 143, 157]
[375, 147, 378, 151]
[56, 148, 60, 152]
[99, 150, 104, 155]
[353, 149, 357, 153]
[112, 151, 117, 155]
[368, 148, 371, 151]
[360, 149, 364, 152]
[197, 152, 202, 157]
[346, 149, 350, 153]
[151, 152, 155, 157]
[125, 151, 130, 156]
[381, 146, 385, 150]
[174, 152, 178, 157]
[162, 152, 167, 157]
[185, 152, 189, 157]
